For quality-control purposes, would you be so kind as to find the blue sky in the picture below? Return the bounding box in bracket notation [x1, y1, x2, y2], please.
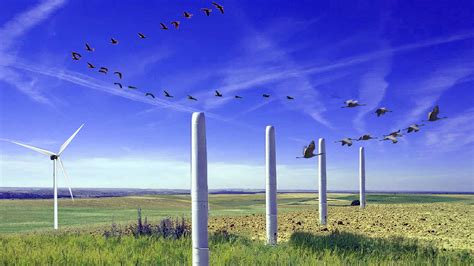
[0, 0, 473, 192]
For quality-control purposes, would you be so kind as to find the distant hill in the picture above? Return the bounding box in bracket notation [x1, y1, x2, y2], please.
[0, 187, 472, 199]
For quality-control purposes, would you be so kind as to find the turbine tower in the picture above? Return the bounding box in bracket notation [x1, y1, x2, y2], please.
[318, 138, 327, 225]
[8, 124, 84, 229]
[359, 147, 366, 209]
[265, 125, 277, 245]
[191, 113, 209, 266]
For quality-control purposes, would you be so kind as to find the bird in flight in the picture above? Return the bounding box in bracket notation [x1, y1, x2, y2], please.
[235, 95, 243, 99]
[171, 21, 180, 29]
[201, 8, 212, 16]
[99, 67, 108, 74]
[375, 107, 392, 117]
[341, 99, 366, 108]
[160, 23, 169, 30]
[286, 96, 294, 100]
[85, 43, 94, 52]
[405, 124, 424, 133]
[424, 105, 447, 122]
[114, 82, 123, 89]
[263, 94, 270, 98]
[71, 52, 81, 60]
[384, 130, 402, 138]
[296, 141, 323, 159]
[128, 86, 137, 90]
[380, 135, 399, 144]
[163, 90, 173, 98]
[183, 11, 193, 18]
[215, 90, 223, 97]
[114, 71, 122, 79]
[87, 62, 95, 68]
[335, 138, 355, 146]
[357, 134, 377, 141]
[138, 32, 146, 39]
[212, 2, 224, 14]
[188, 95, 198, 101]
[145, 93, 155, 99]
[110, 38, 119, 45]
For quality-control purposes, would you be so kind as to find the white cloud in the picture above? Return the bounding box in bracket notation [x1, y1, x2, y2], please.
[424, 108, 474, 152]
[0, 0, 67, 106]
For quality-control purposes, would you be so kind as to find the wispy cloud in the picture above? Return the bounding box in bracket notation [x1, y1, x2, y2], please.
[353, 54, 392, 133]
[402, 59, 474, 126]
[425, 108, 474, 152]
[0, 0, 67, 106]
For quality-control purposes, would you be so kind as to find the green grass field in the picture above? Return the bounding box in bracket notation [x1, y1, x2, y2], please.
[1, 193, 473, 264]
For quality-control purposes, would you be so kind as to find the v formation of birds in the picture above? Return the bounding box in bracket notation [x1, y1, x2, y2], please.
[70, 2, 448, 157]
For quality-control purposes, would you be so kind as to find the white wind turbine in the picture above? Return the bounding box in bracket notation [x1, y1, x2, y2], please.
[8, 124, 84, 229]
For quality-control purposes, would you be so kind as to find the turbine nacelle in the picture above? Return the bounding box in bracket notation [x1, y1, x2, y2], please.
[50, 155, 59, 160]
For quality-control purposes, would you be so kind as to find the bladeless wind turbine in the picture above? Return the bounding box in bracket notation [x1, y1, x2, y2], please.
[8, 124, 84, 229]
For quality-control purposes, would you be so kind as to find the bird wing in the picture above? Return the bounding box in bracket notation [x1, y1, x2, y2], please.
[304, 141, 315, 157]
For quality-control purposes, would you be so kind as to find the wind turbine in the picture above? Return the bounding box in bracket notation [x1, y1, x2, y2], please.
[8, 124, 85, 230]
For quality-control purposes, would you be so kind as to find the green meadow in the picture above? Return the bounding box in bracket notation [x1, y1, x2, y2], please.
[1, 193, 473, 264]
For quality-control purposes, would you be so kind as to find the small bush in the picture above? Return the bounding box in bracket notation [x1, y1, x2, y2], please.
[105, 209, 190, 239]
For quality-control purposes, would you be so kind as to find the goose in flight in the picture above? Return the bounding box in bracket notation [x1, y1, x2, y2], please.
[71, 52, 81, 60]
[286, 96, 294, 100]
[188, 95, 198, 101]
[201, 8, 212, 16]
[341, 99, 366, 108]
[183, 11, 193, 19]
[235, 95, 243, 99]
[357, 134, 377, 141]
[138, 32, 146, 39]
[145, 93, 155, 99]
[405, 124, 425, 133]
[163, 90, 173, 98]
[87, 62, 95, 68]
[99, 67, 108, 74]
[85, 43, 94, 52]
[114, 82, 122, 89]
[212, 2, 224, 14]
[215, 90, 223, 97]
[424, 105, 447, 122]
[375, 107, 392, 117]
[263, 94, 270, 98]
[296, 141, 323, 159]
[114, 71, 122, 79]
[335, 138, 355, 146]
[171, 21, 180, 29]
[110, 38, 119, 45]
[384, 130, 402, 138]
[160, 23, 169, 30]
[128, 86, 137, 90]
[381, 135, 399, 144]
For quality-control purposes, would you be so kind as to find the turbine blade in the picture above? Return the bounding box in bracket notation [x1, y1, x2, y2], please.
[9, 141, 55, 156]
[58, 159, 74, 201]
[58, 124, 85, 155]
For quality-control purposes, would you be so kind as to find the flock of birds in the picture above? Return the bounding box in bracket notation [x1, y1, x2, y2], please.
[298, 103, 448, 158]
[69, 2, 449, 159]
[70, 2, 296, 102]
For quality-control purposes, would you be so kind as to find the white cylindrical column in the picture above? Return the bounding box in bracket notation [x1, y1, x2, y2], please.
[53, 160, 58, 230]
[265, 126, 277, 245]
[359, 147, 366, 209]
[318, 138, 327, 225]
[191, 112, 209, 266]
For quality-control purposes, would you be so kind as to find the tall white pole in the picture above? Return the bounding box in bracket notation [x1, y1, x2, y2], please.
[359, 147, 366, 209]
[318, 138, 327, 225]
[191, 112, 209, 266]
[265, 126, 277, 245]
[53, 160, 58, 230]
